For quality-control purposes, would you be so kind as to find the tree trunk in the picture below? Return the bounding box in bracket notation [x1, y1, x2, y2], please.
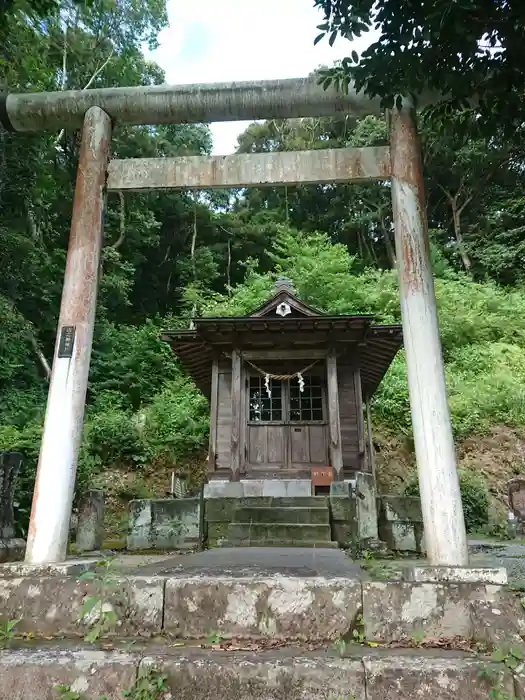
[451, 198, 472, 274]
[381, 218, 396, 268]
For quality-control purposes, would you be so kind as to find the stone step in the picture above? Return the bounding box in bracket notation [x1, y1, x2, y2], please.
[232, 505, 329, 525]
[209, 496, 329, 509]
[228, 522, 332, 543]
[218, 539, 339, 548]
[1, 570, 519, 650]
[0, 644, 507, 700]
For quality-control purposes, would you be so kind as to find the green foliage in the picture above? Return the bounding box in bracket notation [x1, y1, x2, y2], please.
[55, 685, 83, 700]
[54, 666, 168, 699]
[89, 321, 180, 410]
[313, 0, 525, 135]
[405, 469, 490, 533]
[0, 618, 21, 648]
[478, 646, 523, 700]
[122, 667, 169, 700]
[78, 558, 121, 643]
[141, 377, 209, 467]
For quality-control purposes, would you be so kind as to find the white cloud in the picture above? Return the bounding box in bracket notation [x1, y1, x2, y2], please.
[148, 0, 377, 154]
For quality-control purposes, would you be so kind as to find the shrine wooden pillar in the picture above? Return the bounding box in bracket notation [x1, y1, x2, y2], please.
[230, 349, 242, 482]
[326, 349, 343, 480]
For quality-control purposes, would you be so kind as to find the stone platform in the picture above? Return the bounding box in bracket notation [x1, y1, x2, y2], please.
[132, 545, 361, 577]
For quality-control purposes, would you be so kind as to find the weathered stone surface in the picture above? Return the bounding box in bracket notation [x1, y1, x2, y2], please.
[204, 479, 312, 498]
[205, 497, 332, 548]
[205, 497, 238, 522]
[0, 538, 25, 564]
[405, 565, 508, 584]
[0, 575, 163, 637]
[0, 452, 25, 563]
[76, 489, 104, 553]
[329, 493, 357, 548]
[330, 481, 352, 496]
[232, 506, 329, 525]
[164, 575, 361, 640]
[471, 597, 525, 652]
[0, 648, 137, 700]
[363, 652, 512, 700]
[228, 522, 332, 544]
[0, 558, 100, 577]
[329, 494, 356, 522]
[127, 497, 200, 551]
[379, 496, 423, 522]
[149, 650, 366, 700]
[207, 521, 229, 547]
[204, 480, 243, 499]
[363, 581, 509, 643]
[0, 646, 512, 700]
[512, 666, 525, 699]
[137, 546, 361, 578]
[356, 472, 379, 541]
[377, 496, 425, 553]
[509, 477, 525, 521]
[0, 452, 23, 540]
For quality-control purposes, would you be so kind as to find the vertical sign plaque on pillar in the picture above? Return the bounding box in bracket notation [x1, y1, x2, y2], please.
[25, 107, 112, 565]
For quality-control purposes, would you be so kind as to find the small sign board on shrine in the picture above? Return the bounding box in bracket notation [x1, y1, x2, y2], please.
[311, 466, 333, 495]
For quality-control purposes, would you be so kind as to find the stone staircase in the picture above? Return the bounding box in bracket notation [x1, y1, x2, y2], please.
[0, 555, 520, 699]
[226, 496, 337, 548]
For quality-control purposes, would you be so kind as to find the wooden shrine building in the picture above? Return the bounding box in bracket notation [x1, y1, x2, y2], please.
[162, 279, 403, 484]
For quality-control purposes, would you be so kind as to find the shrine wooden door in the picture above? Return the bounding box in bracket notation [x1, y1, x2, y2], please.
[246, 374, 328, 473]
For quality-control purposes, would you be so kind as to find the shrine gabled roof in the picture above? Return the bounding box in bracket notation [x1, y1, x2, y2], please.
[248, 288, 323, 318]
[160, 318, 403, 400]
[161, 273, 402, 399]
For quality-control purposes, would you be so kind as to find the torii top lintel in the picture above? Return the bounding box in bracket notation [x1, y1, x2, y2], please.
[0, 77, 439, 134]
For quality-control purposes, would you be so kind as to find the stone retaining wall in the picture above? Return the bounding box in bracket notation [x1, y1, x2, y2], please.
[377, 495, 425, 553]
[127, 497, 201, 551]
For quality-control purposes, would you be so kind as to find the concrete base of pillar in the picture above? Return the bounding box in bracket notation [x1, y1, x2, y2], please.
[403, 565, 508, 585]
[0, 558, 101, 578]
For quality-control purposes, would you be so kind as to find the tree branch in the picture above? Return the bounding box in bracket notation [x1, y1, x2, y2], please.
[109, 191, 126, 250]
[25, 198, 41, 242]
[61, 23, 68, 91]
[30, 334, 51, 381]
[54, 47, 114, 149]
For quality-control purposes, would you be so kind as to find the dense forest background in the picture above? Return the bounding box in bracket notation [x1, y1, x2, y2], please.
[3, 0, 525, 535]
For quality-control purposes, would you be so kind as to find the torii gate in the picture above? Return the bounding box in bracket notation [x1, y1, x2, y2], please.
[0, 78, 468, 568]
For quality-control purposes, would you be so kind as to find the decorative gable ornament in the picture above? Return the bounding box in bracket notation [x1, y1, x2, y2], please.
[276, 302, 291, 317]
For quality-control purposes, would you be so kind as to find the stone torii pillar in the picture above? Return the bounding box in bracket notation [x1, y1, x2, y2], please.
[389, 99, 469, 567]
[24, 106, 112, 564]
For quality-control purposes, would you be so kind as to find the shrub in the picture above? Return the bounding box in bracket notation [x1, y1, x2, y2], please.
[142, 376, 209, 467]
[404, 468, 490, 533]
[83, 408, 145, 467]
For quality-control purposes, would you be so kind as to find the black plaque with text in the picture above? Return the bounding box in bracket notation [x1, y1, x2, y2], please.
[58, 325, 76, 358]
